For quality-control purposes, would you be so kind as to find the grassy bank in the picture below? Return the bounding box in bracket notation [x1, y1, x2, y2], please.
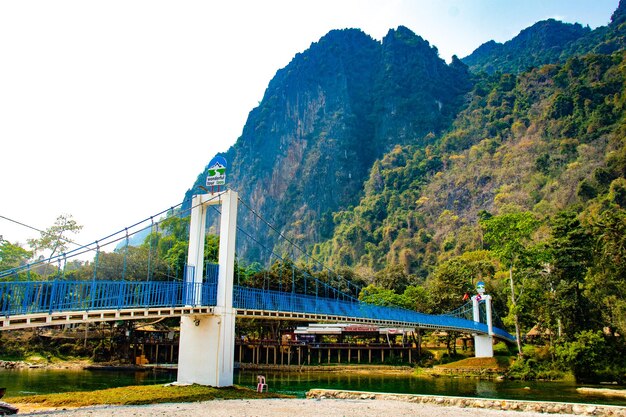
[6, 384, 292, 409]
[428, 356, 511, 376]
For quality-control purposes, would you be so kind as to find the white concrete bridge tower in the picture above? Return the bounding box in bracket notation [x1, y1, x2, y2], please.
[177, 190, 238, 387]
[472, 280, 494, 357]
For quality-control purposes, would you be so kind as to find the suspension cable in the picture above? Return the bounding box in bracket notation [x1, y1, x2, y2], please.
[0, 194, 223, 278]
[235, 196, 352, 281]
[224, 195, 362, 297]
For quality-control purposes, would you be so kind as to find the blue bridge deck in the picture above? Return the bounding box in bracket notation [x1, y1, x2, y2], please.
[0, 279, 515, 342]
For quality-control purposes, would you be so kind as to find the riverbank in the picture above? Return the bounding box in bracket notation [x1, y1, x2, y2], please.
[10, 385, 626, 416]
[1, 358, 421, 375]
[6, 375, 626, 416]
[0, 359, 90, 370]
[15, 395, 624, 417]
[8, 384, 290, 414]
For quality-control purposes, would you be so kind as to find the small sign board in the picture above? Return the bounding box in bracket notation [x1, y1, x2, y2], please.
[206, 156, 227, 187]
[476, 281, 486, 295]
[344, 325, 379, 333]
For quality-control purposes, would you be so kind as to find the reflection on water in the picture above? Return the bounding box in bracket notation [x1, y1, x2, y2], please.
[1, 367, 625, 407]
[235, 370, 626, 406]
[0, 368, 176, 396]
[475, 380, 498, 398]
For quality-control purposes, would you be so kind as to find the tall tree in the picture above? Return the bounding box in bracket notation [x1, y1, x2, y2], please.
[27, 214, 82, 278]
[481, 211, 540, 354]
[586, 202, 626, 335]
[27, 214, 82, 259]
[546, 210, 593, 338]
[428, 251, 496, 314]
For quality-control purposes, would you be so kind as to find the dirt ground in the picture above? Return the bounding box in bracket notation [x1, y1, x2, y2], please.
[15, 398, 579, 417]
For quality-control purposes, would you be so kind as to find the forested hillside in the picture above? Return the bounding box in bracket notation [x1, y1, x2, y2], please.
[315, 52, 626, 278]
[180, 2, 626, 380]
[308, 5, 626, 379]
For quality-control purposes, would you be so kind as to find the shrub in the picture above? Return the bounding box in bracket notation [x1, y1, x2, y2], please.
[493, 341, 510, 356]
[554, 330, 607, 380]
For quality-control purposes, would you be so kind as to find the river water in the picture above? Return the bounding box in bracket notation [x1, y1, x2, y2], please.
[0, 368, 625, 407]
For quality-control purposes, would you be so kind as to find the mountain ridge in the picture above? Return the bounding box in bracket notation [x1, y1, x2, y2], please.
[184, 26, 471, 259]
[184, 3, 625, 273]
[463, 0, 626, 74]
[462, 19, 591, 74]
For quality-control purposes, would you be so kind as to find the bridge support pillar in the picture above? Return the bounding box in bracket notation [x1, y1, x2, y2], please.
[177, 308, 236, 386]
[472, 294, 494, 358]
[177, 190, 238, 387]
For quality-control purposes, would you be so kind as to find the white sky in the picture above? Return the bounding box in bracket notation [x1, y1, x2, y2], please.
[0, 0, 619, 256]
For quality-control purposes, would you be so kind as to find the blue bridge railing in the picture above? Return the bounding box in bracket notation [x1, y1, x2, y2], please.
[234, 285, 490, 332]
[0, 279, 515, 342]
[0, 280, 216, 316]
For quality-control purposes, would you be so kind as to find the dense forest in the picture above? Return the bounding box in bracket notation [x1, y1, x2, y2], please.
[3, 1, 626, 382]
[310, 3, 626, 380]
[204, 0, 626, 381]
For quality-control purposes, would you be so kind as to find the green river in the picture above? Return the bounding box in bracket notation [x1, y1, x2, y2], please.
[0, 368, 625, 407]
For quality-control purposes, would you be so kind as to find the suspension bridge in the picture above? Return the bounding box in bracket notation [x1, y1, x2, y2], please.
[0, 190, 515, 386]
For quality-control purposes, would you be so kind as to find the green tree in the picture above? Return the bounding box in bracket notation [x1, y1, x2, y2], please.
[586, 203, 626, 336]
[358, 284, 430, 312]
[373, 264, 412, 292]
[139, 215, 220, 281]
[545, 210, 593, 338]
[481, 211, 541, 354]
[427, 251, 496, 314]
[359, 284, 406, 308]
[152, 215, 192, 279]
[0, 239, 32, 277]
[554, 330, 607, 380]
[92, 246, 168, 281]
[402, 285, 430, 313]
[428, 259, 475, 314]
[27, 214, 83, 278]
[27, 214, 82, 259]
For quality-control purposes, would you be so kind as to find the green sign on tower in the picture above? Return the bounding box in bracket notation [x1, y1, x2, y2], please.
[206, 156, 227, 187]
